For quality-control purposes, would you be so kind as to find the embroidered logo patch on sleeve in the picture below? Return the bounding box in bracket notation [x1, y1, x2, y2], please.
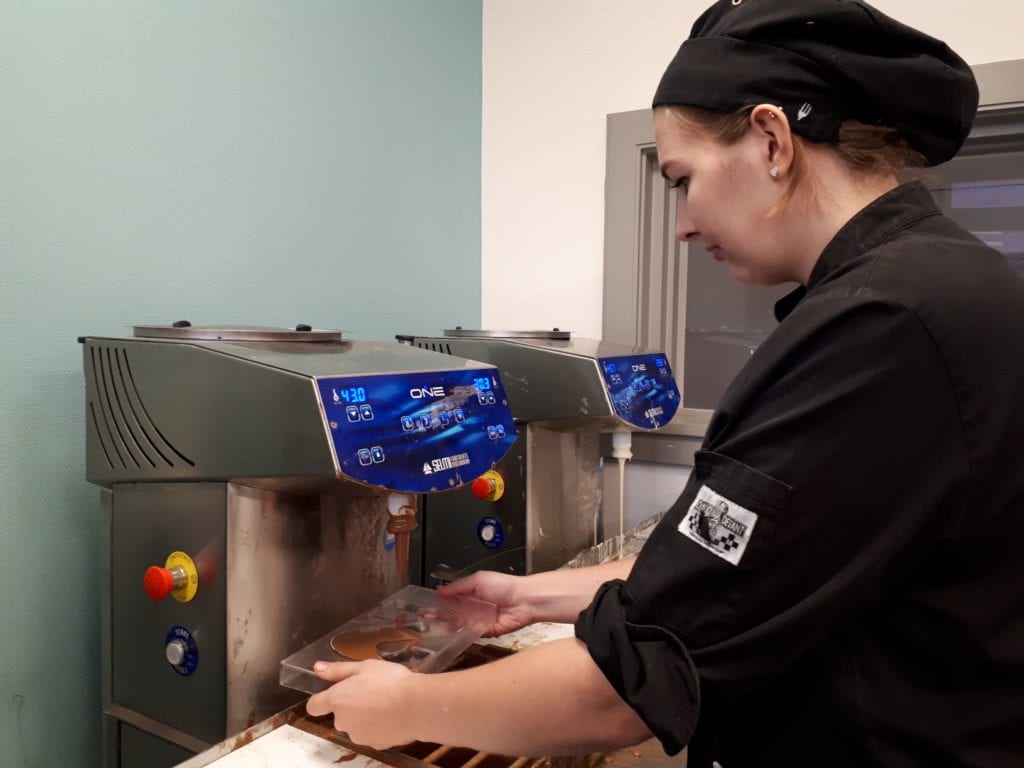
[678, 484, 758, 565]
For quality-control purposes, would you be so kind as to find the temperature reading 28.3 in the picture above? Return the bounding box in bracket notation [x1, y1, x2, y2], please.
[473, 376, 492, 391]
[334, 386, 367, 404]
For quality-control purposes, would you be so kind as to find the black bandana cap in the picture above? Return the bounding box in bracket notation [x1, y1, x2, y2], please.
[652, 0, 979, 166]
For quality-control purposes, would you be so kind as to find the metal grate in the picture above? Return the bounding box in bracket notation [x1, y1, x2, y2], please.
[394, 743, 610, 768]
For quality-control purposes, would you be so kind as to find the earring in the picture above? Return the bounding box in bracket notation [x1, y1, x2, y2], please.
[769, 166, 780, 178]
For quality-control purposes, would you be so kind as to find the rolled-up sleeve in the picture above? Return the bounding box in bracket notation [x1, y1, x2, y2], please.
[575, 579, 700, 755]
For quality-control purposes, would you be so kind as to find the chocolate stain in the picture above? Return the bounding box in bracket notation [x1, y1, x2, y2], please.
[231, 729, 256, 750]
[331, 627, 422, 661]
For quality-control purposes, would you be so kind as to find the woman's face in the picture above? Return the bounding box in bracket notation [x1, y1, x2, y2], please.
[654, 109, 795, 285]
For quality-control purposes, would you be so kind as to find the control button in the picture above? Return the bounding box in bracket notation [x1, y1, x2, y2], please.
[401, 416, 415, 431]
[370, 446, 385, 464]
[487, 426, 498, 440]
[477, 393, 487, 405]
[166, 625, 199, 676]
[485, 391, 496, 404]
[357, 448, 372, 466]
[454, 408, 465, 423]
[476, 515, 505, 549]
[166, 638, 188, 666]
[359, 404, 374, 421]
[419, 414, 432, 430]
[346, 406, 360, 422]
[439, 410, 450, 426]
[495, 424, 506, 438]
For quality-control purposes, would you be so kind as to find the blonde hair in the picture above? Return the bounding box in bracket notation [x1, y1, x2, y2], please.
[662, 105, 927, 212]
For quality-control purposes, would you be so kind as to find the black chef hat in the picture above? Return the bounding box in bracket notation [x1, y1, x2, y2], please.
[652, 0, 979, 166]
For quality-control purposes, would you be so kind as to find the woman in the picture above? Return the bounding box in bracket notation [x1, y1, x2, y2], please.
[308, 2, 1024, 764]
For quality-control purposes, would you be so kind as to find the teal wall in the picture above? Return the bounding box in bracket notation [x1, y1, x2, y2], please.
[0, 1, 481, 763]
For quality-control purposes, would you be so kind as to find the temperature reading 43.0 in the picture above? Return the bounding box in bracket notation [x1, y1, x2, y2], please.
[335, 386, 367, 404]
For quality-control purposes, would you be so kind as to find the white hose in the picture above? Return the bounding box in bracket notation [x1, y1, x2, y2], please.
[610, 431, 633, 560]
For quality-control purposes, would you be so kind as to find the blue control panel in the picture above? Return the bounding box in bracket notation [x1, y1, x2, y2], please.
[316, 369, 517, 493]
[599, 354, 680, 428]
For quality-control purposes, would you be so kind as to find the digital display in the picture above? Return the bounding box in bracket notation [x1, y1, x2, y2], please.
[598, 354, 680, 429]
[316, 368, 517, 493]
[334, 386, 367, 404]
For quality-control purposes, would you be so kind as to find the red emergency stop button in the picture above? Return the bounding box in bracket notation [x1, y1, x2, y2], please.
[143, 553, 197, 602]
[144, 566, 178, 601]
[470, 469, 505, 501]
[471, 477, 492, 499]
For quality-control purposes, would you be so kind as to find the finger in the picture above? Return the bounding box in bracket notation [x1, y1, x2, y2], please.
[438, 571, 484, 597]
[436, 582, 469, 598]
[312, 660, 361, 681]
[305, 688, 335, 718]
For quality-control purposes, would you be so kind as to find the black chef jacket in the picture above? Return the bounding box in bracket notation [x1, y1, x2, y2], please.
[577, 182, 1024, 767]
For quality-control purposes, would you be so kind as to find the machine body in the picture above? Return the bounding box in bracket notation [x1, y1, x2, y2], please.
[398, 329, 680, 582]
[83, 325, 516, 768]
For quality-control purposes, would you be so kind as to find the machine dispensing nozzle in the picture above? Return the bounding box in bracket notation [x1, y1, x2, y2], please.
[387, 492, 418, 584]
[610, 430, 633, 461]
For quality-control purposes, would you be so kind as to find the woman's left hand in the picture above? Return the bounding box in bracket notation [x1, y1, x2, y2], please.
[305, 659, 415, 749]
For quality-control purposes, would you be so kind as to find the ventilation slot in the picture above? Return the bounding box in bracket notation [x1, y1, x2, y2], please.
[414, 341, 454, 356]
[87, 346, 194, 471]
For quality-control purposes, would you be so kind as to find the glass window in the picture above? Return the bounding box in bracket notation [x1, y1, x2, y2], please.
[926, 155, 1024, 276]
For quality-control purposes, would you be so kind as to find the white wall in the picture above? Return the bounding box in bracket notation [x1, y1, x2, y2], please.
[482, 0, 1024, 337]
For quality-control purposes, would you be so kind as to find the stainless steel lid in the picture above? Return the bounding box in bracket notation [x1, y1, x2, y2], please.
[442, 328, 571, 340]
[133, 323, 343, 342]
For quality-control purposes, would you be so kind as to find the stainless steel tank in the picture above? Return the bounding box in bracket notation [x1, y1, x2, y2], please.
[82, 324, 518, 768]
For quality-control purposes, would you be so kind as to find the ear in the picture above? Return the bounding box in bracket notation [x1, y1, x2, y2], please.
[750, 103, 795, 179]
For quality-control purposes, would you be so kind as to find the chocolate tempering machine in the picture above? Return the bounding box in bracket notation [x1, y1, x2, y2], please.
[81, 324, 518, 768]
[398, 329, 682, 584]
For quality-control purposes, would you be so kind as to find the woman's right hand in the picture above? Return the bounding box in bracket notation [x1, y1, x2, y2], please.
[438, 571, 535, 637]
